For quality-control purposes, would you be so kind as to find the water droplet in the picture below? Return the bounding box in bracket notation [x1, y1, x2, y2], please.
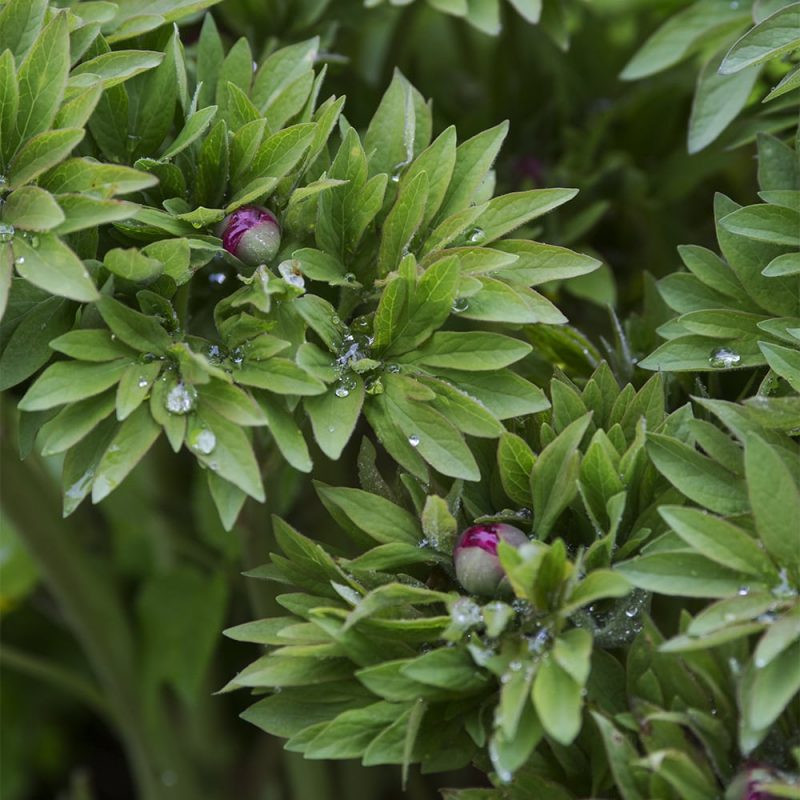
[208, 271, 226, 285]
[365, 377, 383, 395]
[386, 363, 400, 374]
[278, 259, 305, 288]
[450, 598, 482, 630]
[452, 297, 469, 313]
[624, 606, 638, 618]
[137, 378, 149, 388]
[343, 272, 356, 284]
[14, 256, 24, 265]
[709, 346, 741, 369]
[466, 227, 485, 245]
[335, 384, 350, 398]
[30, 235, 39, 249]
[327, 426, 336, 433]
[737, 586, 750, 596]
[0, 222, 15, 243]
[165, 382, 197, 415]
[408, 434, 420, 447]
[189, 427, 216, 455]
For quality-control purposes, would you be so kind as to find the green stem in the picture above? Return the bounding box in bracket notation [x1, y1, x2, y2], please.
[1, 412, 204, 800]
[0, 644, 110, 716]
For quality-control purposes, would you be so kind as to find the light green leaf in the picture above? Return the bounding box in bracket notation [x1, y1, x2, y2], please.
[720, 4, 800, 74]
[92, 403, 160, 502]
[9, 128, 85, 188]
[745, 434, 800, 570]
[18, 359, 128, 411]
[12, 233, 98, 302]
[2, 187, 64, 231]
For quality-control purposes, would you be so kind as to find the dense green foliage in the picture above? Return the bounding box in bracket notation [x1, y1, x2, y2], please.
[1, 1, 799, 799]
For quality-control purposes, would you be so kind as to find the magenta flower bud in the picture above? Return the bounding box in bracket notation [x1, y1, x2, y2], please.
[453, 523, 529, 596]
[726, 767, 778, 800]
[219, 205, 281, 266]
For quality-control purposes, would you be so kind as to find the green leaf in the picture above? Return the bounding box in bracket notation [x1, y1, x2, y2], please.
[92, 403, 160, 502]
[41, 158, 157, 197]
[720, 4, 800, 74]
[126, 30, 178, 159]
[345, 584, 451, 631]
[315, 483, 421, 545]
[382, 376, 480, 481]
[12, 234, 98, 302]
[745, 434, 800, 571]
[720, 204, 800, 246]
[301, 703, 400, 759]
[759, 341, 800, 392]
[115, 361, 162, 420]
[472, 188, 578, 243]
[162, 105, 218, 159]
[19, 359, 128, 411]
[492, 240, 601, 285]
[305, 382, 364, 461]
[437, 121, 508, 219]
[646, 432, 749, 515]
[591, 713, 645, 800]
[190, 410, 264, 502]
[9, 12, 70, 154]
[71, 50, 164, 89]
[497, 432, 535, 507]
[688, 47, 760, 153]
[252, 38, 318, 112]
[402, 647, 488, 691]
[9, 128, 84, 188]
[0, 0, 48, 62]
[0, 292, 73, 389]
[38, 391, 116, 456]
[365, 70, 426, 178]
[430, 368, 549, 419]
[2, 186, 63, 231]
[0, 50, 18, 165]
[563, 570, 631, 613]
[236, 358, 326, 396]
[659, 506, 777, 577]
[532, 655, 583, 745]
[533, 414, 592, 539]
[241, 682, 373, 738]
[383, 257, 460, 356]
[49, 329, 137, 361]
[411, 331, 531, 371]
[378, 172, 428, 275]
[257, 394, 312, 472]
[620, 0, 748, 80]
[103, 247, 163, 282]
[96, 296, 171, 354]
[741, 641, 800, 744]
[615, 551, 757, 597]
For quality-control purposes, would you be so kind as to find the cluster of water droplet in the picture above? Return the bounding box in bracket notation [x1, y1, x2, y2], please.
[0, 222, 15, 243]
[165, 381, 198, 415]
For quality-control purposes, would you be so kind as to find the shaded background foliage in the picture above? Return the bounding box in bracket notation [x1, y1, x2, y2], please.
[1, 0, 797, 798]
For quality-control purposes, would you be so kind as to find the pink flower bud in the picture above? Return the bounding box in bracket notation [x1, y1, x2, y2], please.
[727, 767, 779, 800]
[453, 523, 529, 596]
[219, 205, 281, 266]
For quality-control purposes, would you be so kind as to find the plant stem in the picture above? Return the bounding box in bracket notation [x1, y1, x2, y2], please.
[0, 644, 110, 717]
[0, 412, 204, 800]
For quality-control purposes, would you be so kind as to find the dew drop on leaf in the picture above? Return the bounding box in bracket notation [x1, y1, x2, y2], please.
[408, 434, 420, 447]
[0, 223, 15, 243]
[452, 297, 469, 313]
[466, 227, 485, 244]
[708, 347, 741, 369]
[165, 382, 197, 415]
[189, 427, 216, 455]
